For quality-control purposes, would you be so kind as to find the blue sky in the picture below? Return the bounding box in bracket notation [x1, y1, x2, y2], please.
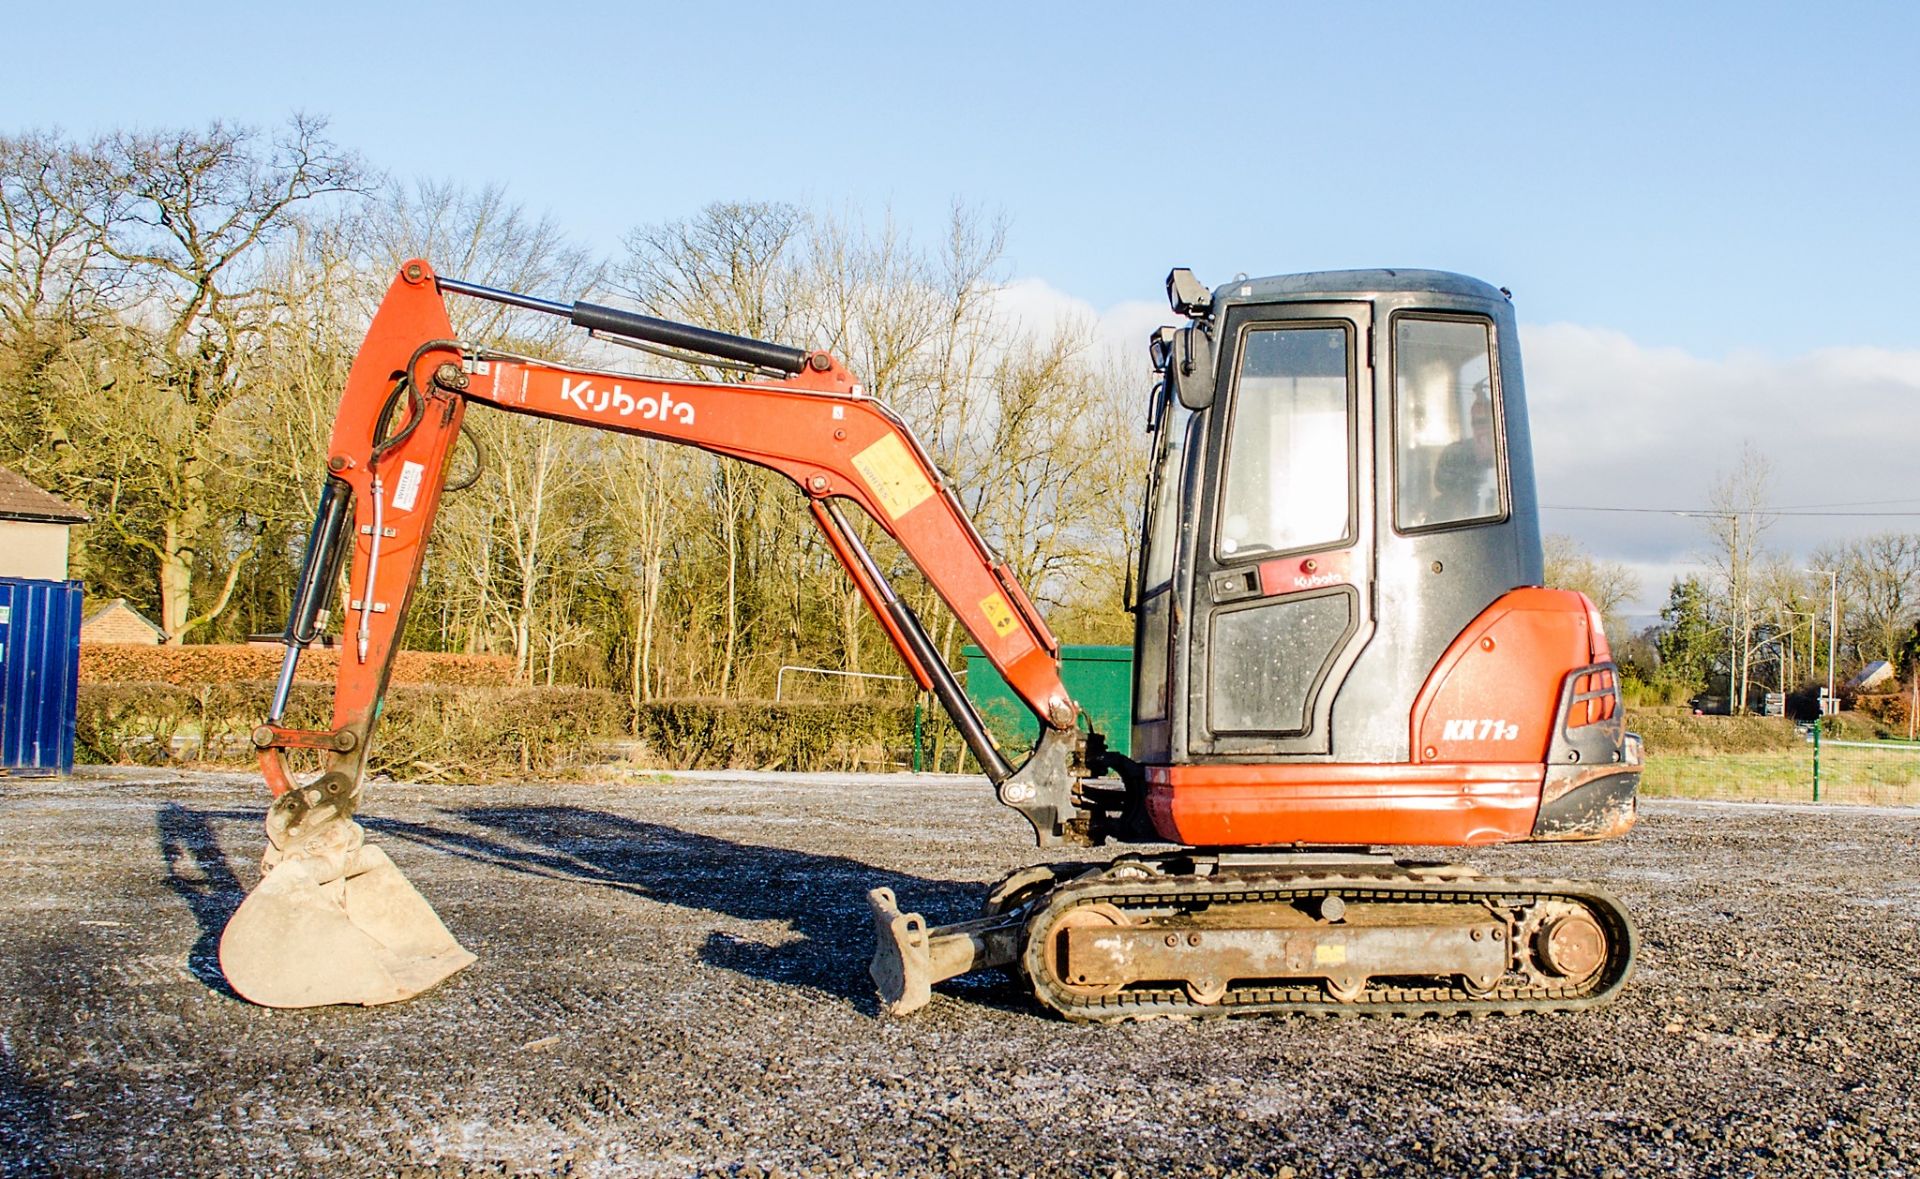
[10, 2, 1915, 353]
[8, 1, 1920, 615]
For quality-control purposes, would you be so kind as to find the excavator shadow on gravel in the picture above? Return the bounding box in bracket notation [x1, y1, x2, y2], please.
[218, 260, 1640, 1021]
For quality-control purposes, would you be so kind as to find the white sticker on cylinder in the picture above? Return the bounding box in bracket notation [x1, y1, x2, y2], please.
[392, 460, 425, 511]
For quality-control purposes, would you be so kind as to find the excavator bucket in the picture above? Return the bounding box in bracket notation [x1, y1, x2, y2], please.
[219, 839, 475, 1008]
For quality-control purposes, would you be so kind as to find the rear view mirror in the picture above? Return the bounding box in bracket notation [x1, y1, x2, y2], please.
[1146, 327, 1177, 432]
[1170, 326, 1215, 410]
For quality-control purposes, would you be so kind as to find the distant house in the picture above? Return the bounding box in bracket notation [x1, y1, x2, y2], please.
[81, 599, 168, 645]
[1848, 660, 1895, 692]
[0, 469, 89, 581]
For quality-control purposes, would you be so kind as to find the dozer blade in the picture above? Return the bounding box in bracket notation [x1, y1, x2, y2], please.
[219, 842, 475, 1008]
[867, 886, 1023, 1016]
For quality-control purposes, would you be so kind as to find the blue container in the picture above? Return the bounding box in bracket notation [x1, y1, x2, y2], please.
[0, 577, 82, 775]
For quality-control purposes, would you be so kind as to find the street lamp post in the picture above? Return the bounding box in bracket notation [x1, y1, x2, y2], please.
[1783, 609, 1816, 689]
[1806, 568, 1838, 716]
[1749, 627, 1799, 703]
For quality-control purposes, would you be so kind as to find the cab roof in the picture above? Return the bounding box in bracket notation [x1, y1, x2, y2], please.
[1213, 269, 1509, 306]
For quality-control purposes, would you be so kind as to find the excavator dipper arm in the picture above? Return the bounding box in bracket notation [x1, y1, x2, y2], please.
[222, 261, 1103, 1008]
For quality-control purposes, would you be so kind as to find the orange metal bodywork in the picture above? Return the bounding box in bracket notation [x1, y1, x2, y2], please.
[1146, 761, 1546, 846]
[1410, 587, 1600, 765]
[261, 261, 1074, 794]
[1147, 587, 1617, 847]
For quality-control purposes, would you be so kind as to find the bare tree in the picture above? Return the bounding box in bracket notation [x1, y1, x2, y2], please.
[0, 118, 366, 640]
[1542, 533, 1642, 642]
[9, 131, 1154, 705]
[615, 201, 813, 697]
[0, 132, 107, 337]
[1700, 443, 1775, 711]
[598, 438, 699, 709]
[1814, 532, 1920, 671]
[365, 178, 605, 676]
[361, 177, 601, 341]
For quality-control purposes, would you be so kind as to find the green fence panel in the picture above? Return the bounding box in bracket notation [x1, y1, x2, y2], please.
[1637, 716, 1920, 805]
[960, 644, 1133, 758]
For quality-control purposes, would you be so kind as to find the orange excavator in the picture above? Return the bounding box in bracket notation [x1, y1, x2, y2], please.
[219, 260, 1641, 1020]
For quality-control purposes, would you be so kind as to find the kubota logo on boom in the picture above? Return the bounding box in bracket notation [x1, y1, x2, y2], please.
[560, 378, 696, 425]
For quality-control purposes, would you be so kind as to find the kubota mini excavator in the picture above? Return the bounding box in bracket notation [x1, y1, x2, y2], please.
[219, 260, 1641, 1020]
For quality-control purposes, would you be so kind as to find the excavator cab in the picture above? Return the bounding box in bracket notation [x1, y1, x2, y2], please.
[1138, 269, 1535, 763]
[1130, 270, 1636, 849]
[885, 270, 1638, 1019]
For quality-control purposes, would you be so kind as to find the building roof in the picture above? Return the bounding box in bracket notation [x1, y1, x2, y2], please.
[0, 469, 89, 524]
[81, 598, 168, 642]
[1848, 660, 1895, 691]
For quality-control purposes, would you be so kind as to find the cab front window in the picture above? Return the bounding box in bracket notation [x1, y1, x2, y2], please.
[1216, 324, 1354, 559]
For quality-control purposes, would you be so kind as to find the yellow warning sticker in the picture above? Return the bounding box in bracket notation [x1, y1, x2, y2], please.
[1314, 943, 1348, 966]
[979, 592, 1020, 638]
[851, 434, 935, 522]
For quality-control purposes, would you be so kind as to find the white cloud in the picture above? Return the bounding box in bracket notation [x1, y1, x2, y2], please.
[987, 281, 1920, 626]
[990, 277, 1171, 366]
[1522, 324, 1920, 619]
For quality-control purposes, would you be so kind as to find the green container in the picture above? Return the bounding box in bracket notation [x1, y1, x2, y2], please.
[960, 644, 1133, 757]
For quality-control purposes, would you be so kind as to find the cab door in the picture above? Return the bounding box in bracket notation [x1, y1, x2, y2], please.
[1185, 303, 1376, 757]
[1130, 376, 1196, 763]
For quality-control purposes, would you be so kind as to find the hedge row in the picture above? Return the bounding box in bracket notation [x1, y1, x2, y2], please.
[1625, 706, 1920, 753]
[1624, 712, 1802, 756]
[1853, 692, 1913, 734]
[628, 698, 969, 773]
[75, 681, 620, 780]
[78, 644, 515, 688]
[73, 666, 989, 779]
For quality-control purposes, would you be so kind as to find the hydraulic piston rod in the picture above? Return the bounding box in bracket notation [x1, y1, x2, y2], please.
[435, 275, 808, 375]
[820, 500, 1014, 783]
[270, 477, 355, 722]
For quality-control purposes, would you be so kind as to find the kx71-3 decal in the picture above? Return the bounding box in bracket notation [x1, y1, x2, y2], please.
[1442, 718, 1520, 742]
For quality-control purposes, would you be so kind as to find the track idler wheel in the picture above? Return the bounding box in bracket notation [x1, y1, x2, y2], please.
[1044, 903, 1132, 999]
[1533, 911, 1608, 982]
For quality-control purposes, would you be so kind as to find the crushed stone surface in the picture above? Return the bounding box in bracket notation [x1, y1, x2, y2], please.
[1, 768, 1917, 1177]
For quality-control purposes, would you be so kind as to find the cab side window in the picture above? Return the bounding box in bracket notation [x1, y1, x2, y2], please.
[1394, 316, 1504, 531]
[1134, 402, 1195, 724]
[1143, 403, 1194, 591]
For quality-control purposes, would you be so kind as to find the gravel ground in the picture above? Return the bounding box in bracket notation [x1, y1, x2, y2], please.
[2, 767, 1917, 1178]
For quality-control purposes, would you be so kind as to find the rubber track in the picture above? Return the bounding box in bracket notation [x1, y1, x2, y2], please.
[1021, 872, 1638, 1023]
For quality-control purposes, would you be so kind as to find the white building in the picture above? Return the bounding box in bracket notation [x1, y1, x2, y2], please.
[0, 469, 89, 581]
